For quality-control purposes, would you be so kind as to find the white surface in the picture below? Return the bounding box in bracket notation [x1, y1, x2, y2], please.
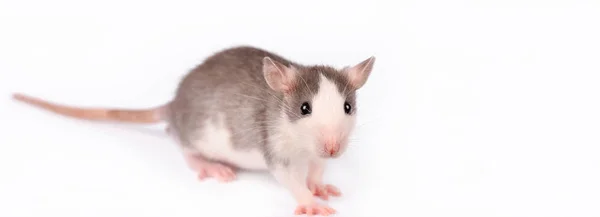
[1, 1, 600, 217]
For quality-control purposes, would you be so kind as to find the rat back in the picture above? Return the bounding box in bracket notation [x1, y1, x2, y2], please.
[165, 46, 293, 170]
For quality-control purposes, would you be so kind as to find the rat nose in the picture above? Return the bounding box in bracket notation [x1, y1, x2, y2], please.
[325, 142, 339, 156]
[328, 149, 336, 156]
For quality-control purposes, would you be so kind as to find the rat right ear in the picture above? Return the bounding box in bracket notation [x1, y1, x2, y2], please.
[343, 56, 375, 90]
[262, 57, 296, 92]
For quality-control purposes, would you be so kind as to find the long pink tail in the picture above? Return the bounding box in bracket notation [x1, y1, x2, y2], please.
[12, 93, 167, 124]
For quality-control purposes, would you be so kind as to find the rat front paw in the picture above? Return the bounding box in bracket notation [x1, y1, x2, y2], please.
[307, 181, 341, 201]
[294, 203, 336, 216]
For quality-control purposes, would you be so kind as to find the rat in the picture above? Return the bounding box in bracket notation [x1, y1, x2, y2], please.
[12, 46, 375, 216]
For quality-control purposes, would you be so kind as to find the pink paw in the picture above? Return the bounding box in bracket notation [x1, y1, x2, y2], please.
[196, 163, 236, 182]
[308, 182, 341, 201]
[294, 203, 336, 216]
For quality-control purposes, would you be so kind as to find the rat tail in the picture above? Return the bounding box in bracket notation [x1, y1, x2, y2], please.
[12, 93, 168, 124]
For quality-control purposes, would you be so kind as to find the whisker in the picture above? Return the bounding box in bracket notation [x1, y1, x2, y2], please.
[237, 133, 285, 150]
[354, 115, 385, 128]
[298, 73, 314, 96]
[228, 122, 282, 138]
[229, 121, 315, 144]
[227, 73, 301, 119]
[230, 92, 301, 120]
[231, 93, 271, 103]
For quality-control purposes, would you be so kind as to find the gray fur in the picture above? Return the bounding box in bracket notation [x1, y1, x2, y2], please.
[165, 46, 356, 167]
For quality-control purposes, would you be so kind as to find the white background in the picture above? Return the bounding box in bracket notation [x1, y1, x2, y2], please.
[1, 0, 599, 217]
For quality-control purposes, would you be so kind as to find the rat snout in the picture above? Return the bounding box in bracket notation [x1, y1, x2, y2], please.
[319, 127, 346, 158]
[323, 140, 341, 157]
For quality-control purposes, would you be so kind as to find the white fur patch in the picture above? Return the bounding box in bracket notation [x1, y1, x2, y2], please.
[311, 74, 355, 140]
[286, 74, 356, 157]
[192, 113, 268, 170]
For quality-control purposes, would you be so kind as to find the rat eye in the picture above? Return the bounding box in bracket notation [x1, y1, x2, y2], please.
[344, 102, 352, 114]
[300, 102, 312, 115]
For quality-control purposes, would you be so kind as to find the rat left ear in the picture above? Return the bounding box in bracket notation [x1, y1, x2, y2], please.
[344, 56, 375, 90]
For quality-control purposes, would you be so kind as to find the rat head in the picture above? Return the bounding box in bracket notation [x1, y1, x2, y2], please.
[262, 56, 375, 159]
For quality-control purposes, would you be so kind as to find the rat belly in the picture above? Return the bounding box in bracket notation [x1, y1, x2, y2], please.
[191, 116, 268, 171]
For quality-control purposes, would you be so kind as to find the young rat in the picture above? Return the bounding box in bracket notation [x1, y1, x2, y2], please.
[12, 46, 375, 216]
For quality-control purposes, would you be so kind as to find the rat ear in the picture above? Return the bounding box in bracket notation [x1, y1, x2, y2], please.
[344, 56, 375, 89]
[263, 57, 296, 92]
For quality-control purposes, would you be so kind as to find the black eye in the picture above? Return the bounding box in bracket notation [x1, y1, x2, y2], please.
[300, 102, 312, 115]
[344, 102, 352, 114]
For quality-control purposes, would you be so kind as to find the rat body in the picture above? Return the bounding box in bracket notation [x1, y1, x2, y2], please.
[13, 46, 375, 216]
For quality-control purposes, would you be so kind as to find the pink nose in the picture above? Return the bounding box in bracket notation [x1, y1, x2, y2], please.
[325, 143, 339, 156]
[328, 149, 336, 156]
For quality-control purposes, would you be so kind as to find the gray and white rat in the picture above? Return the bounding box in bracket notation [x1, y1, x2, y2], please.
[12, 46, 375, 216]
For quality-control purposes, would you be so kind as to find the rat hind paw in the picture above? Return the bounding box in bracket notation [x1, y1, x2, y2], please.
[196, 163, 236, 182]
[294, 203, 336, 216]
[183, 152, 236, 182]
